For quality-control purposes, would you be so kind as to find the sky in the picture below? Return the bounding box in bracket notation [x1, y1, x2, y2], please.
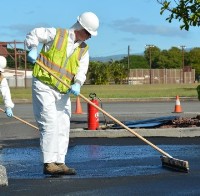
[1, 0, 199, 57]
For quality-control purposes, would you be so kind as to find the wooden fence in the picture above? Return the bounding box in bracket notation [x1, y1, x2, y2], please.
[128, 69, 195, 84]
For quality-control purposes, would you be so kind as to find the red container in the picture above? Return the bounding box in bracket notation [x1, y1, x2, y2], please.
[88, 99, 99, 130]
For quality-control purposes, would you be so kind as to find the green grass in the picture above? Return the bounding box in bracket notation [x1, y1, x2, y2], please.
[81, 84, 199, 98]
[1, 83, 198, 103]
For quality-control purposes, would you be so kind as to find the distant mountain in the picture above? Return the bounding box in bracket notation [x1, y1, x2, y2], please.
[90, 54, 127, 62]
[90, 52, 144, 62]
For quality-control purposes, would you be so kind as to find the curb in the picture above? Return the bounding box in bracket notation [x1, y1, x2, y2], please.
[12, 97, 199, 104]
[1, 127, 200, 141]
[69, 127, 200, 138]
[0, 165, 8, 187]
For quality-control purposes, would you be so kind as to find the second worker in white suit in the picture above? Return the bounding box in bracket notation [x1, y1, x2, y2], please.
[0, 56, 14, 118]
[25, 12, 99, 175]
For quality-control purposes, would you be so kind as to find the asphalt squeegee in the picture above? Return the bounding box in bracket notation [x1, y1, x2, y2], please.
[36, 60, 189, 173]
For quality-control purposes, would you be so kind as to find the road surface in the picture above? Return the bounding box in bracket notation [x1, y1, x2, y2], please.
[0, 102, 200, 195]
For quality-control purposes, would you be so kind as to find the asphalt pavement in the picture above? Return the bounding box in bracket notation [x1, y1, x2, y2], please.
[1, 137, 200, 195]
[0, 101, 200, 195]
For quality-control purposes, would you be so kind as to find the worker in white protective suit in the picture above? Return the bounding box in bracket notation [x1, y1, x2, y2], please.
[0, 56, 14, 117]
[25, 12, 99, 175]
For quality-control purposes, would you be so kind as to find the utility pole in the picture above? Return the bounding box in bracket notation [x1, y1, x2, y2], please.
[145, 44, 154, 84]
[179, 45, 186, 83]
[127, 45, 130, 84]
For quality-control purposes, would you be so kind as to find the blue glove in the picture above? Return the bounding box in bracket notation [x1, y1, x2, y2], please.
[5, 108, 13, 117]
[27, 47, 37, 64]
[68, 83, 81, 96]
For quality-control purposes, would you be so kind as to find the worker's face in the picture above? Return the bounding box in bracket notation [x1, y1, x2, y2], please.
[76, 29, 91, 41]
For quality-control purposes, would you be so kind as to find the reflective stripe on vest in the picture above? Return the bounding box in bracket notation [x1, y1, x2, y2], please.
[55, 42, 87, 88]
[37, 53, 74, 81]
[56, 28, 66, 50]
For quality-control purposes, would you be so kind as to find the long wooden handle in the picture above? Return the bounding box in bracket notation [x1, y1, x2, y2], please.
[0, 108, 39, 130]
[36, 60, 172, 158]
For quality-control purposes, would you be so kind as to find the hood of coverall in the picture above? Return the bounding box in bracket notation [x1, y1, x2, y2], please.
[0, 56, 7, 72]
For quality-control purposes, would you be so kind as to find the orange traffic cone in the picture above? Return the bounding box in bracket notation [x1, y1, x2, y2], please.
[74, 96, 84, 114]
[173, 95, 182, 113]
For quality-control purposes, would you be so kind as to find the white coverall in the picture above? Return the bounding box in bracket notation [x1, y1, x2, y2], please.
[0, 77, 14, 109]
[25, 28, 89, 163]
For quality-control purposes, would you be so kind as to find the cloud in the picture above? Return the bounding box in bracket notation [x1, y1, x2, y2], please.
[0, 23, 51, 39]
[110, 17, 188, 37]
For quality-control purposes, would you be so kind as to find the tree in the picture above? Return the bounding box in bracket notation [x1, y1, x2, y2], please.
[188, 47, 200, 78]
[165, 47, 182, 68]
[144, 46, 161, 69]
[120, 55, 149, 69]
[157, 0, 200, 30]
[111, 62, 127, 84]
[156, 50, 170, 68]
[88, 61, 110, 85]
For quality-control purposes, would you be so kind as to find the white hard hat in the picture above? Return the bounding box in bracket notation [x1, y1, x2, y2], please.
[77, 12, 99, 36]
[0, 56, 7, 72]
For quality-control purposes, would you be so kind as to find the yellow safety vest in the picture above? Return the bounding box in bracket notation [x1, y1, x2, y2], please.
[33, 28, 88, 93]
